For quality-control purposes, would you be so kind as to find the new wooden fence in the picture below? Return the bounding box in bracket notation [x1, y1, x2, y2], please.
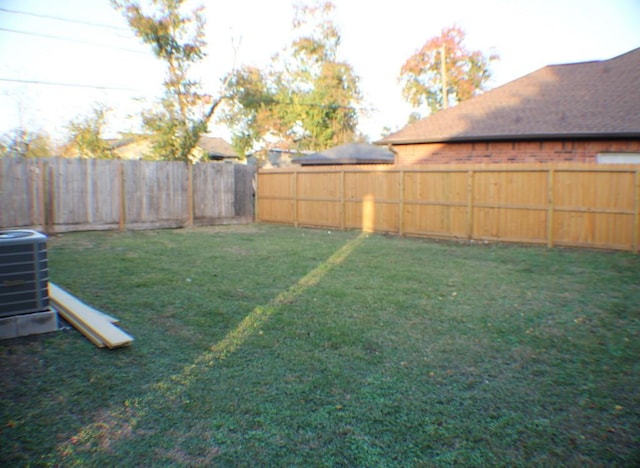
[257, 164, 640, 252]
[1, 157, 255, 233]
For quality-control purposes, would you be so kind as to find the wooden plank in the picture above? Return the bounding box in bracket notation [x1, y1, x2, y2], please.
[98, 310, 119, 324]
[50, 303, 106, 348]
[50, 284, 131, 349]
[56, 304, 120, 325]
[50, 284, 120, 324]
[49, 283, 133, 349]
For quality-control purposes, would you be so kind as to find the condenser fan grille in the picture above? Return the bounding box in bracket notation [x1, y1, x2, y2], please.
[0, 230, 49, 318]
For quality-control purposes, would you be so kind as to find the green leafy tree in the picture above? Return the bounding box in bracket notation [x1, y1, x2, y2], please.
[221, 1, 361, 156]
[112, 0, 224, 163]
[219, 66, 278, 157]
[65, 106, 114, 159]
[286, 1, 361, 149]
[399, 26, 498, 114]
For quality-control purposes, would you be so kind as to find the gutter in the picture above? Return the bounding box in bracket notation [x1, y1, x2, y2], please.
[376, 132, 640, 146]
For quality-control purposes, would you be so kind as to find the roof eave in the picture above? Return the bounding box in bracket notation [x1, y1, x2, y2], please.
[378, 132, 640, 145]
[292, 158, 394, 166]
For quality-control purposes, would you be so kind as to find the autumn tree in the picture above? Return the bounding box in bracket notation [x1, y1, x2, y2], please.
[112, 0, 224, 162]
[64, 106, 115, 159]
[221, 1, 361, 156]
[399, 26, 498, 114]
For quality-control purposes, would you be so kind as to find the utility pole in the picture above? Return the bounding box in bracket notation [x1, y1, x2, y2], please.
[440, 45, 448, 109]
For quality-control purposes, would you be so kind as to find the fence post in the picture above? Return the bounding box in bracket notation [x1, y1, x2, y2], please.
[45, 162, 55, 234]
[37, 159, 46, 229]
[119, 161, 126, 232]
[254, 170, 259, 223]
[187, 162, 194, 227]
[634, 169, 639, 254]
[293, 169, 299, 228]
[340, 170, 345, 230]
[398, 169, 405, 236]
[547, 168, 555, 248]
[466, 169, 474, 239]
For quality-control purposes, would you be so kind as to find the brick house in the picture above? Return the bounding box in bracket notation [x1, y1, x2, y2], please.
[378, 48, 640, 164]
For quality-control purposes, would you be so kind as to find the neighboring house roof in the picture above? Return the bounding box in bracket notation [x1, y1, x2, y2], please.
[109, 136, 153, 160]
[197, 136, 239, 160]
[246, 148, 313, 168]
[107, 135, 239, 161]
[292, 143, 395, 166]
[379, 47, 640, 145]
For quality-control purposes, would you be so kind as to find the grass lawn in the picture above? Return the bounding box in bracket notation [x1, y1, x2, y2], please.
[1, 224, 639, 466]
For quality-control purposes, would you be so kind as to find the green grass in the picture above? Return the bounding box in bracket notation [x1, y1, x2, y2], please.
[1, 224, 639, 466]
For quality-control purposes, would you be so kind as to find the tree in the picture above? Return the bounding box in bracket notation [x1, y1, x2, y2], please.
[219, 66, 279, 157]
[0, 128, 55, 158]
[399, 26, 498, 114]
[64, 106, 115, 159]
[1, 90, 58, 158]
[221, 1, 362, 156]
[112, 0, 224, 163]
[286, 1, 361, 150]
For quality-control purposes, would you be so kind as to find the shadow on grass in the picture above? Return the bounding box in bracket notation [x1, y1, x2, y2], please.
[53, 232, 368, 461]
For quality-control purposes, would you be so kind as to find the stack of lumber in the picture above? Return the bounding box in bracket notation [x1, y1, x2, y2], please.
[49, 282, 133, 349]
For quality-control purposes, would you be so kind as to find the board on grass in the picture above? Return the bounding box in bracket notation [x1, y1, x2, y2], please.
[49, 282, 133, 349]
[50, 303, 106, 348]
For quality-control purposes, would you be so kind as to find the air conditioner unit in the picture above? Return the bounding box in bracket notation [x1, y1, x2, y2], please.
[0, 230, 50, 318]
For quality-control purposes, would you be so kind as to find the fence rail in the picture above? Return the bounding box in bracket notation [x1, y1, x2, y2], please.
[257, 164, 640, 252]
[1, 158, 256, 233]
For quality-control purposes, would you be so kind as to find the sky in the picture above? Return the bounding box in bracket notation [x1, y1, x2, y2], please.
[0, 0, 639, 145]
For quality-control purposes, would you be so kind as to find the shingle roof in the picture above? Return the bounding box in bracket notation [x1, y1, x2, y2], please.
[292, 143, 395, 165]
[379, 48, 640, 145]
[197, 136, 238, 158]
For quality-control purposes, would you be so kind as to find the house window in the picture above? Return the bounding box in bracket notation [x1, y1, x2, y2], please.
[596, 153, 640, 164]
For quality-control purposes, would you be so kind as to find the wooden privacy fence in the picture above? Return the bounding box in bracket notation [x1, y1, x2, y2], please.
[1, 157, 256, 233]
[257, 164, 640, 252]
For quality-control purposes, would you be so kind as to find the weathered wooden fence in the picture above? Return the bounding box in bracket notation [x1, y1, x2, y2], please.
[1, 158, 255, 233]
[257, 164, 640, 252]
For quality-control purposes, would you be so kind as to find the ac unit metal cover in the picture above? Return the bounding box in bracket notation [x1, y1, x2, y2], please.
[0, 230, 49, 318]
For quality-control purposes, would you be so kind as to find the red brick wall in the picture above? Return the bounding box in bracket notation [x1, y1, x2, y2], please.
[393, 139, 640, 165]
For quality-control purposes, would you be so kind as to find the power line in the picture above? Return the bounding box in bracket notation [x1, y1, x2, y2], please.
[0, 77, 148, 92]
[0, 6, 129, 32]
[0, 77, 373, 113]
[0, 77, 370, 109]
[0, 27, 147, 54]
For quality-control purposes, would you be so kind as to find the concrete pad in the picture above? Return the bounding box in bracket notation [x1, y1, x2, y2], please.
[0, 316, 19, 340]
[0, 310, 58, 340]
[16, 310, 58, 337]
